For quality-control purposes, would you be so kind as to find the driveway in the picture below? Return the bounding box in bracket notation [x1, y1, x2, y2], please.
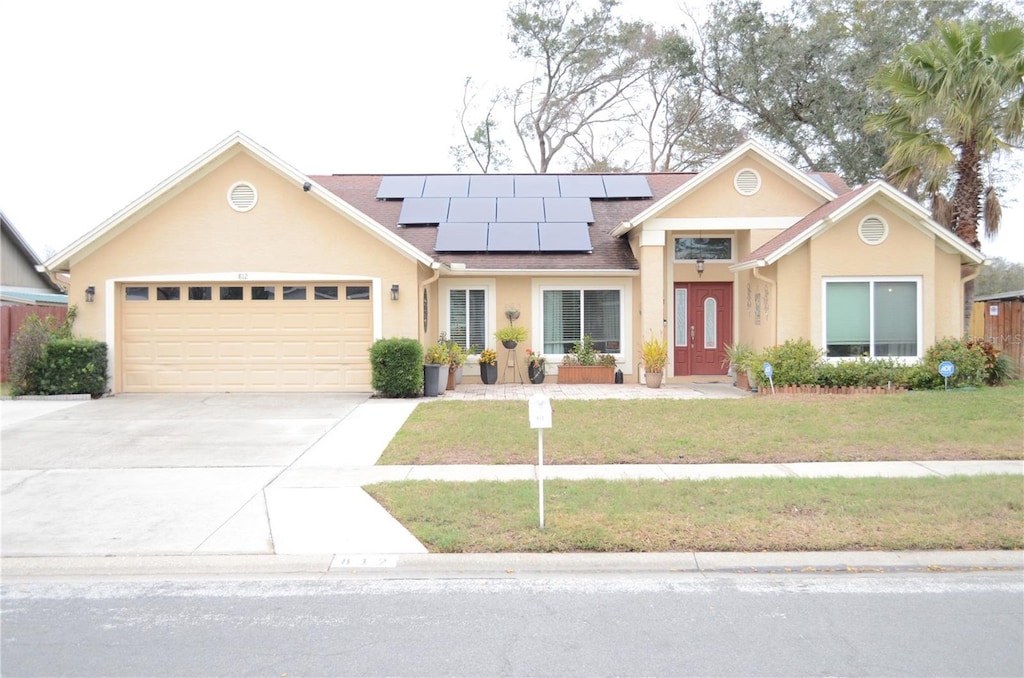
[1, 394, 375, 557]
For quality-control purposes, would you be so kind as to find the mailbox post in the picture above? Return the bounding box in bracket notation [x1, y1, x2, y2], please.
[528, 393, 552, 529]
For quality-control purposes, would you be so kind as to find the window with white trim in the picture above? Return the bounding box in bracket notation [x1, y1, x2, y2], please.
[542, 288, 621, 355]
[448, 288, 487, 352]
[674, 237, 733, 261]
[825, 278, 919, 358]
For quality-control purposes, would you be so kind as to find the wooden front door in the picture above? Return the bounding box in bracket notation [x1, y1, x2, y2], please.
[673, 282, 732, 376]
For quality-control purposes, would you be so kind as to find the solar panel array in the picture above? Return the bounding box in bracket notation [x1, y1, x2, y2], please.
[378, 174, 652, 253]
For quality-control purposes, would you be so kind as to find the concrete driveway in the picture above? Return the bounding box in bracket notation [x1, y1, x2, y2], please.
[1, 393, 388, 557]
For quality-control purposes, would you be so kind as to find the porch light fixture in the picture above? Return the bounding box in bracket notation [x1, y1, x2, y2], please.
[390, 283, 400, 301]
[695, 258, 705, 278]
[85, 286, 96, 302]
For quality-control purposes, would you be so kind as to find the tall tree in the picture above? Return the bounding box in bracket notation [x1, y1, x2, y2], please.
[868, 19, 1024, 329]
[507, 0, 649, 172]
[450, 78, 511, 173]
[694, 0, 1006, 184]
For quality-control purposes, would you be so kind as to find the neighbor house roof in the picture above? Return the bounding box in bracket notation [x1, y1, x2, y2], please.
[1, 209, 65, 294]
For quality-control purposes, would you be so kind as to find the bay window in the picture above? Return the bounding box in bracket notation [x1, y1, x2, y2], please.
[825, 278, 919, 358]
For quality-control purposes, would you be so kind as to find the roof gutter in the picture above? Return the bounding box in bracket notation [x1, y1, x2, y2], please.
[611, 221, 634, 237]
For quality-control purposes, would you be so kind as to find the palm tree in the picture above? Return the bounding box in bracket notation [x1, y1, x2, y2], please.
[868, 20, 1024, 329]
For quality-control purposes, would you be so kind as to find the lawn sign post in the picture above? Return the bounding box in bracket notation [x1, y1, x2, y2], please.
[938, 361, 956, 390]
[763, 361, 775, 394]
[529, 393, 553, 529]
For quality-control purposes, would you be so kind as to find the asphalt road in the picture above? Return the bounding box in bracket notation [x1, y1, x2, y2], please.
[3, 572, 1021, 677]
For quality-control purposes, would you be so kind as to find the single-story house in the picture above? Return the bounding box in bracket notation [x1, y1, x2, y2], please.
[43, 132, 985, 393]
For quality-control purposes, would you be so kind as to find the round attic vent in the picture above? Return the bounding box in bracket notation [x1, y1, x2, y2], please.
[859, 216, 888, 245]
[227, 181, 258, 212]
[734, 169, 761, 195]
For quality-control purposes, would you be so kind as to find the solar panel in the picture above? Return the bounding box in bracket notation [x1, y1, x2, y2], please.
[469, 175, 515, 197]
[488, 222, 539, 251]
[398, 198, 450, 225]
[558, 175, 606, 197]
[513, 175, 560, 197]
[544, 197, 594, 222]
[497, 197, 545, 222]
[423, 175, 470, 197]
[447, 198, 497, 222]
[435, 222, 488, 251]
[601, 175, 653, 198]
[376, 175, 425, 199]
[539, 222, 592, 251]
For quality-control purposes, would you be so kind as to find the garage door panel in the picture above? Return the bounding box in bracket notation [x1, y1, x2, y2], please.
[120, 282, 373, 393]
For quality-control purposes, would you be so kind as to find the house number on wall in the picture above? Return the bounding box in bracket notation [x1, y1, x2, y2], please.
[238, 273, 249, 280]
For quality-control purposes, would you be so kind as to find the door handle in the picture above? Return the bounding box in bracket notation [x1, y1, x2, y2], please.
[690, 325, 695, 343]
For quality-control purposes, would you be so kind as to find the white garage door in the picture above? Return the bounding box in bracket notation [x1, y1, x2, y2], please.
[119, 281, 373, 392]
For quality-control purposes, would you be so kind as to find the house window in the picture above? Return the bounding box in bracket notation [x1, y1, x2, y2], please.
[449, 289, 486, 352]
[674, 237, 733, 261]
[825, 279, 919, 358]
[542, 288, 621, 355]
[674, 288, 687, 346]
[704, 297, 717, 349]
[188, 286, 212, 301]
[125, 286, 149, 301]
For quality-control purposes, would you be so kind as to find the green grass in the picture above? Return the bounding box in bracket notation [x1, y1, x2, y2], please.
[366, 475, 1024, 553]
[380, 382, 1024, 465]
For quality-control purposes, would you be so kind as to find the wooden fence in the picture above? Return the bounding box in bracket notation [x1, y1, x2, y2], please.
[970, 299, 1024, 376]
[0, 305, 69, 383]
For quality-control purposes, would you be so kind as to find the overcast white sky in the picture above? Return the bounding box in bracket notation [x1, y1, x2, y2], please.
[2, 0, 1021, 264]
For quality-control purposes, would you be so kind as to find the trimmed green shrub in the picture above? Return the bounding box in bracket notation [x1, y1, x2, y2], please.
[907, 337, 988, 390]
[35, 339, 108, 396]
[370, 338, 424, 398]
[755, 339, 822, 386]
[816, 357, 911, 388]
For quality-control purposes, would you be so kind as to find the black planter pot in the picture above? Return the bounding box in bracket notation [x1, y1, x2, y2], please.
[528, 364, 545, 384]
[501, 340, 518, 349]
[480, 363, 498, 384]
[423, 364, 441, 397]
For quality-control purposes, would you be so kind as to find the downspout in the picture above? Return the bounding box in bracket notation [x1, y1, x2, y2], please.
[419, 262, 442, 342]
[960, 261, 986, 336]
[751, 265, 776, 346]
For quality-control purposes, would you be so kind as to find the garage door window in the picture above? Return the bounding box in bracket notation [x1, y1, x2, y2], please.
[346, 286, 370, 300]
[315, 286, 339, 300]
[283, 286, 307, 300]
[220, 286, 244, 301]
[125, 286, 149, 301]
[251, 286, 275, 300]
[189, 286, 212, 301]
[157, 286, 180, 301]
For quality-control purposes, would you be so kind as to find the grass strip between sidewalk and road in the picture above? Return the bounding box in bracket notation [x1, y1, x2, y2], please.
[365, 475, 1023, 553]
[379, 383, 1023, 465]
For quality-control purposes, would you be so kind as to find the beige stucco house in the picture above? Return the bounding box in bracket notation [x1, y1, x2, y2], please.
[43, 132, 985, 393]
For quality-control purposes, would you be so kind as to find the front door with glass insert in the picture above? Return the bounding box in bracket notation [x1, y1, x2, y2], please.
[673, 282, 732, 376]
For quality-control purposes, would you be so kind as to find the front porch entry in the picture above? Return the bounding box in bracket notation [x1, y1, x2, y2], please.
[673, 282, 732, 376]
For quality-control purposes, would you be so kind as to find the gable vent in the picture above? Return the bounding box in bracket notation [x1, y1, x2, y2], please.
[227, 182, 258, 212]
[859, 216, 888, 245]
[734, 169, 761, 195]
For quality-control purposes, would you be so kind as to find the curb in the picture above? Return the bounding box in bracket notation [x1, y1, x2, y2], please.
[3, 551, 1020, 581]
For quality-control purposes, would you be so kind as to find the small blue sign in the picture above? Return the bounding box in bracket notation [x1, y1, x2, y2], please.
[938, 361, 956, 378]
[763, 362, 774, 378]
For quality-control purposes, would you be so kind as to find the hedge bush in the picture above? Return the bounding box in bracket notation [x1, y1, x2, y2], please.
[370, 338, 424, 398]
[7, 310, 80, 396]
[34, 339, 108, 396]
[906, 337, 988, 390]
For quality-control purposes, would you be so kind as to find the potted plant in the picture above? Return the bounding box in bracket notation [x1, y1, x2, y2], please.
[495, 324, 527, 349]
[438, 333, 466, 390]
[525, 349, 546, 383]
[423, 342, 448, 396]
[478, 348, 498, 384]
[559, 335, 617, 384]
[639, 332, 668, 388]
[722, 342, 757, 391]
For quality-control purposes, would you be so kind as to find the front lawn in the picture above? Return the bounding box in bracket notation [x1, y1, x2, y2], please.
[379, 383, 1023, 465]
[366, 475, 1023, 553]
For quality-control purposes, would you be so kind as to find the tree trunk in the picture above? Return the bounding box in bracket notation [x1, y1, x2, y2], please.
[951, 141, 983, 249]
